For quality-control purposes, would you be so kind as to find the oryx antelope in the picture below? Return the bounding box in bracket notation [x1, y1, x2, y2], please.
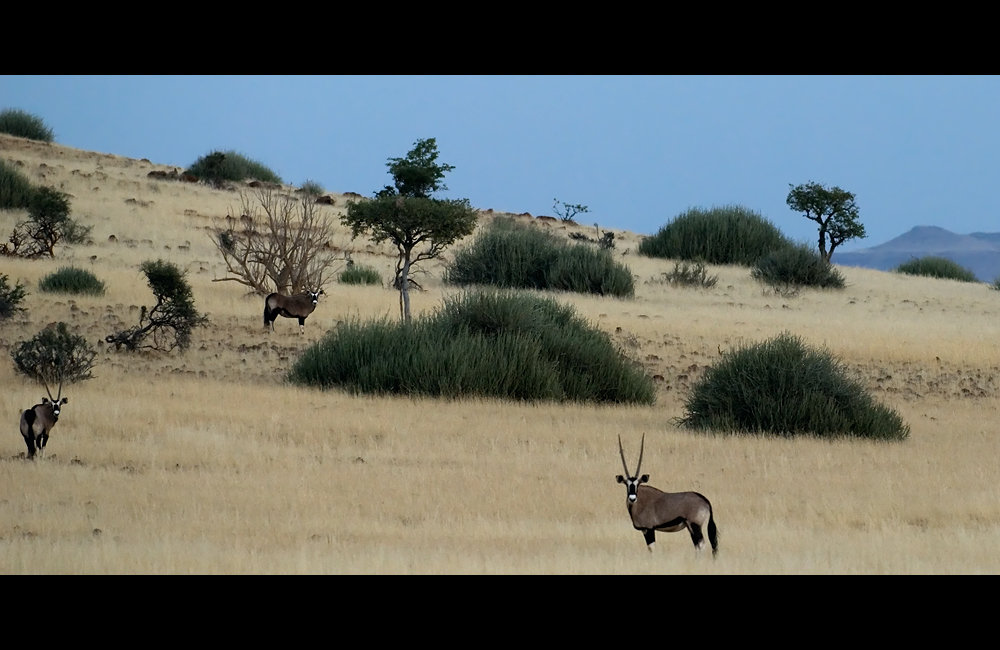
[19, 381, 68, 459]
[263, 290, 323, 334]
[617, 434, 719, 556]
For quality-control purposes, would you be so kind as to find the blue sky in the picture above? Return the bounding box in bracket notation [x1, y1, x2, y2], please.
[3, 75, 998, 251]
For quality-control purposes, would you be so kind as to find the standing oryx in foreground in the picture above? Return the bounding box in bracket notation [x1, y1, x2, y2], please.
[263, 289, 323, 334]
[19, 381, 68, 459]
[617, 434, 719, 556]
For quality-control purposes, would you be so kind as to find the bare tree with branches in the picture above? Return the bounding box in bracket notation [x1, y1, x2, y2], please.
[211, 187, 341, 296]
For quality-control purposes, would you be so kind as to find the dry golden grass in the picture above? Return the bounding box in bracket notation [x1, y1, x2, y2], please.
[3, 133, 1000, 573]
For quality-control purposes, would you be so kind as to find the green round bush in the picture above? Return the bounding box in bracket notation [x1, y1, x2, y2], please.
[38, 267, 106, 296]
[185, 150, 282, 185]
[288, 290, 655, 404]
[446, 218, 634, 298]
[639, 205, 793, 266]
[896, 256, 978, 283]
[0, 108, 54, 142]
[751, 242, 845, 290]
[679, 332, 909, 440]
[0, 158, 36, 210]
[299, 180, 324, 196]
[339, 263, 382, 286]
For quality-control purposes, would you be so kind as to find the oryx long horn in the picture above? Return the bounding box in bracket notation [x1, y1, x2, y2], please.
[41, 376, 55, 403]
[618, 435, 631, 476]
[636, 433, 645, 477]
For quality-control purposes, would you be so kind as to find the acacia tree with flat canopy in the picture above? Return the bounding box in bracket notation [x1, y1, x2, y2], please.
[343, 138, 477, 321]
[787, 181, 866, 262]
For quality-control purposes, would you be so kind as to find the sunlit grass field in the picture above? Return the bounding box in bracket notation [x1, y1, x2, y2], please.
[3, 133, 1000, 573]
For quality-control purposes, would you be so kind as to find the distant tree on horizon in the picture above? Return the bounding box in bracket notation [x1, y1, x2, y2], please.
[787, 181, 865, 263]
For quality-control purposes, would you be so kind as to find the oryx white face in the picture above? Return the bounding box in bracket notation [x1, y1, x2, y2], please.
[309, 290, 322, 304]
[617, 474, 649, 503]
[43, 396, 68, 417]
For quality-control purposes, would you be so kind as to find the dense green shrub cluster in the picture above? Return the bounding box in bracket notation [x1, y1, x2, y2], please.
[339, 263, 382, 285]
[0, 273, 28, 319]
[38, 267, 106, 295]
[289, 290, 655, 404]
[638, 205, 793, 266]
[185, 150, 282, 185]
[895, 256, 978, 283]
[0, 158, 36, 210]
[679, 332, 909, 440]
[445, 218, 634, 298]
[0, 108, 54, 142]
[751, 242, 845, 291]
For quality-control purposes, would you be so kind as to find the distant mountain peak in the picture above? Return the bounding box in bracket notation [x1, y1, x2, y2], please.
[832, 225, 1000, 281]
[862, 226, 1000, 254]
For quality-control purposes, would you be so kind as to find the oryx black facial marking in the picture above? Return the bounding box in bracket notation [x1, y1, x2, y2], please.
[20, 381, 68, 460]
[264, 289, 323, 334]
[616, 434, 719, 557]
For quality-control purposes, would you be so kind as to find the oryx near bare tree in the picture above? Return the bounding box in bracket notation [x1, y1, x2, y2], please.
[264, 289, 323, 334]
[19, 379, 68, 459]
[211, 187, 339, 297]
[616, 434, 719, 556]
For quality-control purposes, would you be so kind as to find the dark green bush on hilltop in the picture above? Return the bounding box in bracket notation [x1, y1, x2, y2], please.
[896, 256, 978, 283]
[0, 158, 36, 210]
[679, 332, 909, 441]
[0, 108, 54, 142]
[185, 150, 282, 186]
[639, 205, 793, 266]
[39, 267, 106, 296]
[446, 218, 634, 298]
[289, 290, 655, 404]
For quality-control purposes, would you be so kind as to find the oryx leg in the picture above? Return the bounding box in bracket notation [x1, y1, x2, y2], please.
[23, 434, 36, 459]
[38, 433, 49, 459]
[298, 317, 306, 334]
[688, 522, 706, 552]
[643, 529, 656, 552]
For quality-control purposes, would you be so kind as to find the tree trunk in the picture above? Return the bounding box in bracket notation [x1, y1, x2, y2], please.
[818, 225, 830, 262]
[399, 249, 412, 322]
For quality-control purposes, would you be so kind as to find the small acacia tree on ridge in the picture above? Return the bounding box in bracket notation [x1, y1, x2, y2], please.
[343, 138, 477, 321]
[106, 260, 208, 352]
[787, 181, 865, 262]
[3, 187, 91, 258]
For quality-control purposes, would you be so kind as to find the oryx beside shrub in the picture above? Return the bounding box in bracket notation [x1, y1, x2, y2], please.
[264, 290, 323, 334]
[616, 434, 719, 556]
[19, 381, 68, 459]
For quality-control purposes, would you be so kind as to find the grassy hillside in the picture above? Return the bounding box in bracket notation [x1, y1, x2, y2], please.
[3, 132, 1000, 573]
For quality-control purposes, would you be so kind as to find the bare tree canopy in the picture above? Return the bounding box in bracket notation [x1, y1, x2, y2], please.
[211, 187, 340, 296]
